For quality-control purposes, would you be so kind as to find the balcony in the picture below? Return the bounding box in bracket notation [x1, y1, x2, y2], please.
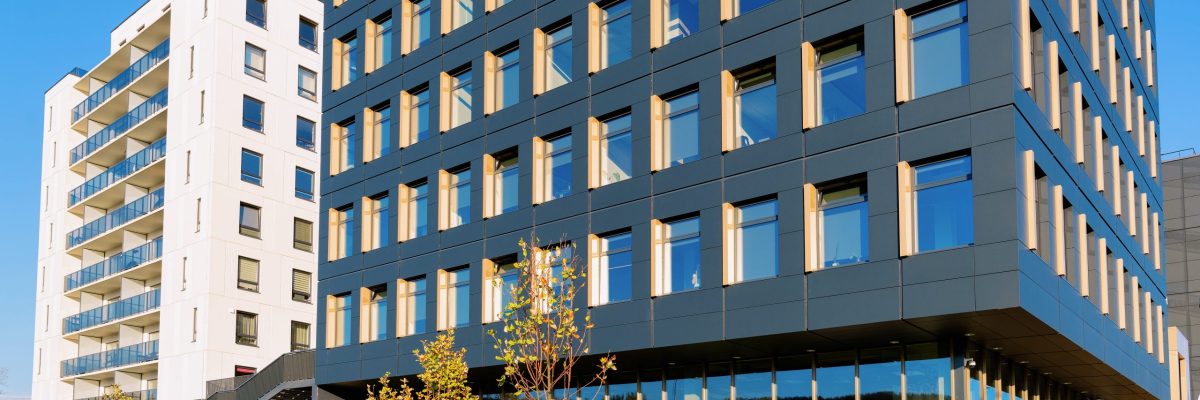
[70, 89, 168, 168]
[78, 389, 157, 400]
[65, 237, 162, 294]
[72, 40, 169, 124]
[67, 188, 164, 251]
[68, 138, 166, 208]
[63, 289, 160, 336]
[61, 340, 158, 378]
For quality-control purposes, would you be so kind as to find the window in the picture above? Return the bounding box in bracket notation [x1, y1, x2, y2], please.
[491, 47, 520, 112]
[367, 104, 391, 161]
[363, 285, 389, 342]
[365, 193, 390, 251]
[244, 43, 266, 80]
[399, 277, 427, 336]
[485, 257, 519, 322]
[246, 0, 266, 28]
[296, 167, 315, 201]
[598, 113, 633, 186]
[407, 0, 432, 52]
[235, 311, 258, 346]
[598, 1, 632, 70]
[909, 2, 969, 98]
[730, 0, 774, 18]
[335, 34, 361, 88]
[657, 90, 700, 169]
[239, 203, 261, 238]
[294, 218, 314, 252]
[539, 133, 572, 202]
[291, 321, 311, 351]
[439, 267, 471, 329]
[403, 87, 432, 146]
[488, 151, 519, 217]
[815, 35, 866, 125]
[447, 68, 473, 130]
[543, 24, 573, 93]
[654, 216, 701, 295]
[298, 67, 318, 101]
[292, 269, 312, 302]
[242, 96, 264, 132]
[441, 167, 472, 229]
[727, 200, 778, 283]
[240, 149, 263, 185]
[910, 156, 974, 253]
[401, 181, 430, 240]
[299, 18, 318, 51]
[858, 347, 902, 400]
[237, 256, 259, 291]
[591, 231, 632, 305]
[371, 15, 393, 71]
[327, 293, 352, 347]
[816, 180, 869, 268]
[663, 0, 698, 45]
[730, 62, 777, 148]
[332, 119, 359, 174]
[665, 366, 703, 400]
[446, 0, 474, 32]
[330, 205, 355, 260]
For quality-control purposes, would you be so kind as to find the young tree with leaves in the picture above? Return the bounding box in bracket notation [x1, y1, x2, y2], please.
[487, 237, 616, 400]
[101, 384, 135, 400]
[367, 329, 477, 400]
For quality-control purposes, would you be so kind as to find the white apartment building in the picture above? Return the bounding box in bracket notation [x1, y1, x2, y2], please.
[34, 0, 323, 398]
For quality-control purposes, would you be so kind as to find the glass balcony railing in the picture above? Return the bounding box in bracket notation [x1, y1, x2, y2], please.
[61, 340, 158, 377]
[67, 188, 165, 249]
[77, 389, 157, 400]
[65, 237, 163, 291]
[68, 138, 166, 207]
[63, 289, 160, 334]
[72, 40, 170, 123]
[70, 89, 168, 165]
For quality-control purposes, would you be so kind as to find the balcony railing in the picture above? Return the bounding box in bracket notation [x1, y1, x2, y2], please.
[67, 188, 165, 249]
[65, 237, 163, 291]
[61, 340, 158, 377]
[77, 389, 157, 400]
[71, 89, 168, 165]
[68, 138, 166, 207]
[63, 289, 160, 334]
[72, 40, 170, 123]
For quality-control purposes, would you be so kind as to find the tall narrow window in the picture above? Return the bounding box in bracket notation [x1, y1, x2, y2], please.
[408, 0, 432, 51]
[541, 133, 572, 202]
[339, 34, 361, 87]
[242, 96, 265, 132]
[913, 156, 974, 252]
[399, 277, 427, 336]
[663, 0, 699, 45]
[292, 269, 312, 302]
[543, 25, 573, 92]
[246, 0, 267, 28]
[728, 200, 778, 283]
[239, 203, 262, 238]
[235, 311, 258, 346]
[240, 149, 263, 185]
[816, 35, 866, 125]
[654, 216, 701, 295]
[449, 0, 474, 31]
[237, 257, 260, 291]
[910, 2, 969, 98]
[365, 193, 390, 251]
[448, 68, 473, 130]
[818, 180, 869, 267]
[368, 104, 392, 161]
[732, 62, 777, 148]
[333, 119, 359, 174]
[330, 205, 356, 260]
[493, 47, 520, 112]
[295, 167, 315, 201]
[489, 151, 519, 217]
[328, 293, 352, 347]
[402, 181, 430, 240]
[294, 218, 314, 252]
[291, 321, 311, 351]
[659, 90, 700, 169]
[405, 87, 432, 145]
[372, 15, 394, 70]
[485, 257, 519, 323]
[599, 113, 633, 186]
[442, 167, 472, 229]
[200, 90, 206, 124]
[363, 285, 389, 342]
[298, 67, 318, 101]
[592, 231, 632, 305]
[599, 1, 632, 70]
[244, 43, 266, 80]
[439, 268, 471, 329]
[299, 18, 318, 51]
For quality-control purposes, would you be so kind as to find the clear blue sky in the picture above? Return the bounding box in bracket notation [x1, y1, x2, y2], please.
[0, 1, 1197, 397]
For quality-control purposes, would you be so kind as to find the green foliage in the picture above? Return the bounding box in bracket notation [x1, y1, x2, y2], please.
[101, 384, 135, 400]
[367, 329, 477, 400]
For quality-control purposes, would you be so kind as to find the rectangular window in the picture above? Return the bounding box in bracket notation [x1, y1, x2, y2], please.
[599, 113, 633, 186]
[489, 151, 519, 217]
[299, 18, 318, 51]
[448, 0, 474, 31]
[368, 104, 392, 161]
[818, 180, 869, 268]
[910, 2, 969, 98]
[913, 156, 974, 252]
[543, 24, 573, 92]
[338, 35, 361, 87]
[540, 133, 572, 202]
[372, 16, 393, 70]
[448, 68, 473, 130]
[244, 43, 266, 80]
[442, 167, 472, 229]
[291, 321, 311, 351]
[398, 277, 427, 336]
[246, 0, 267, 28]
[598, 0, 632, 70]
[237, 256, 259, 291]
[816, 35, 866, 125]
[298, 67, 318, 101]
[404, 87, 432, 146]
[239, 202, 262, 238]
[730, 0, 774, 18]
[485, 257, 519, 323]
[728, 200, 778, 283]
[408, 0, 432, 51]
[294, 218, 314, 252]
[592, 231, 632, 305]
[731, 62, 777, 148]
[330, 205, 356, 260]
[240, 149, 263, 185]
[363, 285, 389, 342]
[439, 267, 471, 329]
[663, 0, 699, 45]
[665, 366, 703, 400]
[235, 311, 258, 346]
[654, 216, 701, 295]
[328, 293, 352, 347]
[492, 47, 520, 112]
[333, 119, 359, 174]
[242, 96, 265, 132]
[401, 181, 430, 240]
[658, 90, 700, 169]
[292, 269, 312, 302]
[365, 193, 390, 251]
[295, 167, 315, 201]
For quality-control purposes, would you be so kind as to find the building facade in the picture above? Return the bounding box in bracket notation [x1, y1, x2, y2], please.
[34, 0, 324, 398]
[316, 0, 1187, 399]
[1164, 153, 1200, 400]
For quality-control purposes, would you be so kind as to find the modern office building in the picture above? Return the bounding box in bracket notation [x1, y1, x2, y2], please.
[35, 0, 323, 398]
[1164, 152, 1200, 399]
[315, 0, 1188, 399]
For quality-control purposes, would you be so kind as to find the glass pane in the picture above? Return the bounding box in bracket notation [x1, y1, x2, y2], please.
[603, 1, 632, 67]
[777, 356, 813, 400]
[376, 107, 391, 157]
[734, 76, 777, 147]
[297, 118, 315, 148]
[414, 90, 431, 141]
[546, 27, 573, 91]
[452, 70, 473, 129]
[415, 0, 431, 45]
[666, 0, 699, 43]
[735, 360, 773, 400]
[915, 156, 971, 186]
[665, 92, 700, 167]
[242, 97, 263, 131]
[859, 347, 901, 400]
[707, 363, 731, 400]
[911, 10, 968, 98]
[818, 54, 865, 124]
[498, 158, 519, 214]
[414, 184, 429, 236]
[609, 372, 639, 400]
[665, 366, 703, 400]
[666, 218, 701, 294]
[815, 351, 855, 400]
[453, 0, 474, 29]
[602, 115, 633, 185]
[547, 136, 572, 200]
[821, 200, 868, 267]
[413, 279, 427, 332]
[740, 219, 777, 280]
[378, 18, 393, 64]
[497, 50, 520, 110]
[453, 171, 472, 226]
[737, 0, 774, 15]
[910, 2, 967, 34]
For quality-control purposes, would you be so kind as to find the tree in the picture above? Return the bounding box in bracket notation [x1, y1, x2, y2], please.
[487, 237, 616, 400]
[367, 329, 477, 400]
[101, 384, 135, 400]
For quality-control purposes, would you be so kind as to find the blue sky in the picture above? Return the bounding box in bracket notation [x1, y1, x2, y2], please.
[0, 0, 1197, 397]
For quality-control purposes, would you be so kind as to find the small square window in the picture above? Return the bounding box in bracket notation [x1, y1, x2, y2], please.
[242, 96, 265, 132]
[293, 218, 314, 252]
[235, 311, 258, 346]
[292, 270, 312, 302]
[237, 256, 259, 291]
[295, 167, 315, 201]
[296, 117, 316, 151]
[291, 321, 311, 350]
[298, 67, 318, 101]
[299, 18, 318, 51]
[246, 0, 267, 28]
[244, 43, 266, 80]
[240, 149, 263, 185]
[239, 203, 261, 238]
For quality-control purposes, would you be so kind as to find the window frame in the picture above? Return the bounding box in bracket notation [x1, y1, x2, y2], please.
[363, 285, 389, 342]
[295, 167, 315, 201]
[539, 132, 572, 203]
[727, 199, 779, 284]
[239, 202, 262, 238]
[242, 96, 265, 132]
[298, 67, 318, 101]
[729, 62, 778, 150]
[294, 217, 314, 252]
[291, 321, 311, 351]
[599, 112, 634, 187]
[299, 18, 319, 51]
[235, 311, 258, 346]
[292, 269, 312, 302]
[592, 230, 633, 306]
[814, 179, 870, 269]
[542, 23, 574, 93]
[244, 43, 267, 80]
[654, 216, 702, 296]
[658, 89, 701, 170]
[237, 256, 260, 292]
[598, 0, 633, 70]
[240, 149, 263, 185]
[398, 276, 427, 336]
[906, 1, 970, 99]
[246, 0, 267, 28]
